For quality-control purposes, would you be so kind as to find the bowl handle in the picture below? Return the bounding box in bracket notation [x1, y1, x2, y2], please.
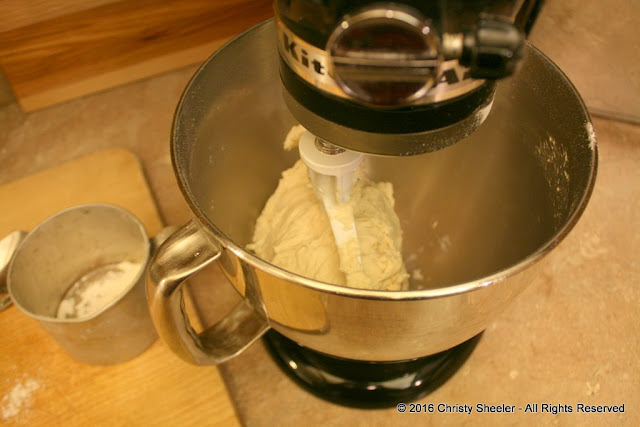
[146, 219, 269, 364]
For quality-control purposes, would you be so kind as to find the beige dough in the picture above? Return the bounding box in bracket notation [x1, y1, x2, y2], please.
[248, 127, 409, 291]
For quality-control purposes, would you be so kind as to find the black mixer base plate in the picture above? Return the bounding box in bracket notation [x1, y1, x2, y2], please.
[263, 330, 482, 409]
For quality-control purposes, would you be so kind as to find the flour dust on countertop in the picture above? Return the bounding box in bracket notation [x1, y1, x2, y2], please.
[1, 378, 41, 420]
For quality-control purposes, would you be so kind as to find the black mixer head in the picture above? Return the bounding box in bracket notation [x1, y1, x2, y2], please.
[275, 0, 527, 155]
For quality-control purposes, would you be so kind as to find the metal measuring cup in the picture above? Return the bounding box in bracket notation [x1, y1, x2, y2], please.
[3, 204, 165, 365]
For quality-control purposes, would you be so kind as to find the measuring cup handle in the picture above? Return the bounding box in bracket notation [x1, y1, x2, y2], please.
[146, 219, 269, 365]
[0, 231, 27, 311]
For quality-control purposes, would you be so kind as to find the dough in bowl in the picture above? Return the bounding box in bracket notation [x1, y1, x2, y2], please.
[248, 126, 409, 291]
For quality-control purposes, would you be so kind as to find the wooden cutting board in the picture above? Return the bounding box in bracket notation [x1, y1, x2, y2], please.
[0, 149, 240, 426]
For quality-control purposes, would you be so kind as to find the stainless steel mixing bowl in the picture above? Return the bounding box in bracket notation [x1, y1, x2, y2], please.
[147, 20, 597, 364]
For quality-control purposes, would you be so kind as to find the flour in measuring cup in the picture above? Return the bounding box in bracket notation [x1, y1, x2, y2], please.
[56, 261, 141, 319]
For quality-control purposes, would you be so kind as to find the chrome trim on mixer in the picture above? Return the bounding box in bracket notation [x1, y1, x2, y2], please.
[314, 138, 345, 155]
[276, 16, 485, 106]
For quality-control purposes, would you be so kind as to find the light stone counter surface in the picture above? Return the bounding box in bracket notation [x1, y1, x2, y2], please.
[0, 1, 638, 426]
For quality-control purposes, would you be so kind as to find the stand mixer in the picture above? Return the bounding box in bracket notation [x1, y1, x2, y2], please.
[266, 0, 531, 406]
[146, 0, 597, 409]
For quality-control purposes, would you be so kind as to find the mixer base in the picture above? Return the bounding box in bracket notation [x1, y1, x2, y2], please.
[264, 330, 482, 409]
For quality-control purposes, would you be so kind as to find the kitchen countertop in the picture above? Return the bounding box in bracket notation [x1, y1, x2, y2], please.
[1, 0, 638, 425]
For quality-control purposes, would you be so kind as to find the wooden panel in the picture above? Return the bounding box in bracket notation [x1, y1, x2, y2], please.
[0, 0, 273, 111]
[0, 149, 240, 426]
[0, 0, 118, 32]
